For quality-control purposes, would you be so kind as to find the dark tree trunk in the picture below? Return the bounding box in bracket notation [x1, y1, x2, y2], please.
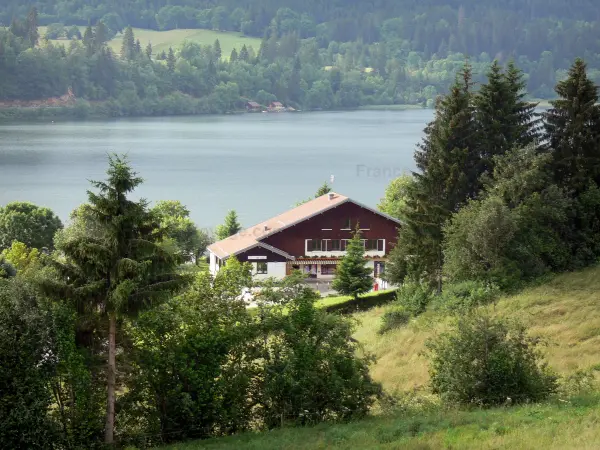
[105, 313, 116, 445]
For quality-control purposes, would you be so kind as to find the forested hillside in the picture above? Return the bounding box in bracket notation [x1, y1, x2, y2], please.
[1, 1, 599, 117]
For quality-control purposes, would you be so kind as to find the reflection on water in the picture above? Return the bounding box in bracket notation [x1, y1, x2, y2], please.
[0, 110, 432, 228]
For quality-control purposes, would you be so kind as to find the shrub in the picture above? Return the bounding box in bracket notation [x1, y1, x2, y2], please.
[426, 312, 558, 406]
[434, 280, 500, 313]
[396, 282, 434, 316]
[379, 307, 411, 334]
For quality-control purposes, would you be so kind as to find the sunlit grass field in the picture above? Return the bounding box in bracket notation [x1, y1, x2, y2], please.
[38, 27, 261, 58]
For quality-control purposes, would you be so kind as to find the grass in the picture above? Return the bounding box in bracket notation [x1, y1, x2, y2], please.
[38, 27, 261, 58]
[355, 265, 600, 394]
[160, 396, 600, 449]
[317, 289, 397, 309]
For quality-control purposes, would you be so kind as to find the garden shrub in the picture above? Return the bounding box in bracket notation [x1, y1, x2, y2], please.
[379, 307, 411, 334]
[396, 282, 434, 316]
[434, 280, 500, 313]
[426, 311, 558, 406]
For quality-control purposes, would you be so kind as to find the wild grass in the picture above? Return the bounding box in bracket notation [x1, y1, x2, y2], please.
[38, 27, 261, 58]
[160, 395, 600, 449]
[355, 265, 600, 394]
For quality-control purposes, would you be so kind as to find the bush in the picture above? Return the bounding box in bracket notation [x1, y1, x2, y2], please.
[379, 307, 411, 334]
[426, 312, 558, 406]
[396, 282, 434, 316]
[434, 280, 500, 313]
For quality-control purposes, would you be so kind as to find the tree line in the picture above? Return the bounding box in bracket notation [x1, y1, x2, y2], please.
[1, 7, 600, 119]
[381, 57, 600, 296]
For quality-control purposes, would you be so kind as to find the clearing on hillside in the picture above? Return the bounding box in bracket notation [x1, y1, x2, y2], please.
[38, 27, 261, 59]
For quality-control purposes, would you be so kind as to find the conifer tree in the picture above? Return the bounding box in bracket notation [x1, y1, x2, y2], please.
[504, 61, 540, 147]
[389, 63, 477, 291]
[213, 38, 222, 60]
[216, 210, 242, 240]
[145, 42, 152, 59]
[229, 47, 238, 62]
[239, 44, 249, 62]
[93, 21, 109, 52]
[544, 58, 600, 192]
[47, 155, 187, 445]
[120, 25, 135, 60]
[135, 38, 142, 54]
[332, 227, 373, 300]
[26, 7, 39, 48]
[315, 182, 332, 197]
[83, 25, 94, 55]
[167, 47, 176, 72]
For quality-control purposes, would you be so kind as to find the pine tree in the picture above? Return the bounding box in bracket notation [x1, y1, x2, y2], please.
[229, 47, 238, 62]
[47, 155, 186, 445]
[145, 42, 153, 59]
[504, 61, 540, 148]
[391, 63, 478, 291]
[239, 44, 249, 62]
[167, 47, 176, 72]
[315, 182, 332, 197]
[83, 25, 94, 55]
[94, 21, 109, 52]
[135, 38, 142, 55]
[120, 25, 135, 60]
[544, 58, 600, 192]
[213, 38, 222, 60]
[332, 227, 373, 300]
[26, 7, 39, 48]
[216, 210, 242, 240]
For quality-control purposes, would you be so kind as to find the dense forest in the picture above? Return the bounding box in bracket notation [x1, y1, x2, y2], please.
[0, 1, 599, 117]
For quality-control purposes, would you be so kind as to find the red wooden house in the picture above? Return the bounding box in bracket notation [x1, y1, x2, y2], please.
[208, 192, 401, 284]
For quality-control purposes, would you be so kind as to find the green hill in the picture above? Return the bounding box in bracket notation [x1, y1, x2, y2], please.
[38, 27, 261, 58]
[160, 265, 600, 449]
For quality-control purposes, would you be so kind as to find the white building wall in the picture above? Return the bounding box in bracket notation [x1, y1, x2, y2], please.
[252, 262, 287, 281]
[209, 252, 218, 276]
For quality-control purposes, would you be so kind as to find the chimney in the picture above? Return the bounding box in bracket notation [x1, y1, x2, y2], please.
[328, 193, 335, 201]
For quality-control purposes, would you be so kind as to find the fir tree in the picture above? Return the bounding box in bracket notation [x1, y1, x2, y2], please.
[544, 58, 600, 192]
[167, 47, 176, 72]
[239, 44, 249, 62]
[83, 25, 94, 55]
[26, 7, 39, 48]
[47, 155, 187, 445]
[213, 38, 222, 60]
[315, 182, 332, 197]
[145, 42, 152, 59]
[135, 38, 142, 55]
[216, 210, 242, 240]
[120, 25, 135, 60]
[229, 47, 238, 62]
[504, 61, 540, 148]
[332, 227, 373, 300]
[93, 21, 109, 52]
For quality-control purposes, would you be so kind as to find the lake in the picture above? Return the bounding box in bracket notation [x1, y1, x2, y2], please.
[0, 110, 433, 228]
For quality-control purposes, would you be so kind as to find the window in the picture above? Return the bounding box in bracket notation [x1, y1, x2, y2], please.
[378, 239, 385, 252]
[375, 262, 385, 276]
[310, 239, 323, 251]
[330, 240, 341, 251]
[341, 239, 349, 251]
[256, 262, 267, 274]
[342, 218, 351, 229]
[321, 264, 336, 275]
[364, 239, 379, 250]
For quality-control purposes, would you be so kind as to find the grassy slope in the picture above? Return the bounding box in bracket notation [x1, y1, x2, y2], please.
[38, 27, 261, 58]
[162, 265, 600, 449]
[356, 266, 600, 394]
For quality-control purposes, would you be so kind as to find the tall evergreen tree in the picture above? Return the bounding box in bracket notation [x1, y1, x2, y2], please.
[167, 47, 176, 72]
[145, 41, 152, 59]
[216, 210, 242, 240]
[229, 47, 238, 62]
[239, 44, 249, 62]
[26, 7, 39, 48]
[135, 38, 142, 55]
[544, 58, 600, 192]
[332, 227, 373, 300]
[213, 38, 222, 60]
[93, 21, 109, 52]
[83, 25, 94, 55]
[47, 155, 187, 445]
[120, 26, 135, 60]
[389, 63, 477, 291]
[315, 181, 332, 197]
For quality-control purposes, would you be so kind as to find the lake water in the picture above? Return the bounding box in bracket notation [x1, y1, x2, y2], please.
[0, 110, 433, 228]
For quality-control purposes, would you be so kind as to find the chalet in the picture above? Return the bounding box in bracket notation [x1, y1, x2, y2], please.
[268, 101, 285, 112]
[246, 101, 262, 112]
[208, 192, 401, 286]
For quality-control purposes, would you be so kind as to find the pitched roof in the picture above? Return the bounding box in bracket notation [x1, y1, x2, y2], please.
[209, 193, 348, 259]
[208, 192, 402, 259]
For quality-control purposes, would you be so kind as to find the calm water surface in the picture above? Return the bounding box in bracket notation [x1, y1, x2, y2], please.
[0, 110, 433, 228]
